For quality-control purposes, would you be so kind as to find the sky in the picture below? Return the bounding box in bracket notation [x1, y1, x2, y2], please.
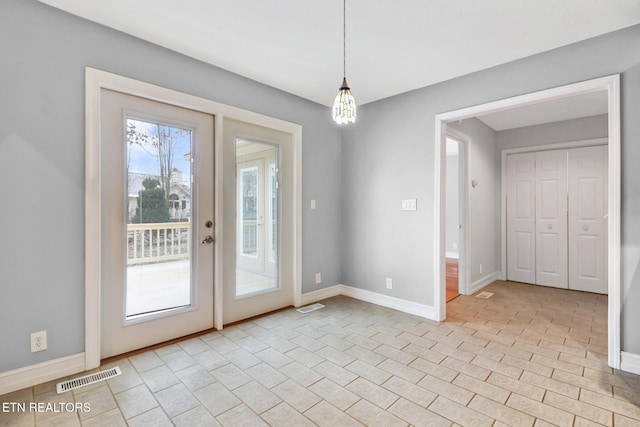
[127, 118, 192, 185]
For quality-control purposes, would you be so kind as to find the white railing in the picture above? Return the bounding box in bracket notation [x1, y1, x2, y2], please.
[127, 222, 190, 265]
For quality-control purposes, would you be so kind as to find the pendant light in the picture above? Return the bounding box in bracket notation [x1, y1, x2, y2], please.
[332, 0, 356, 124]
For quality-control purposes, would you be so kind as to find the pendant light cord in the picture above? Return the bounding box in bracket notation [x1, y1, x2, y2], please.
[343, 0, 346, 78]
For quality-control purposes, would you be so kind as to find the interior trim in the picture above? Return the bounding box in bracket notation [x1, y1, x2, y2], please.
[0, 353, 85, 395]
[434, 75, 621, 370]
[301, 285, 436, 320]
[620, 351, 640, 375]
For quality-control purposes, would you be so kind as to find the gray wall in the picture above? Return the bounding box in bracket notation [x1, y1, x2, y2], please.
[497, 114, 608, 150]
[341, 96, 434, 303]
[445, 152, 459, 256]
[619, 62, 640, 356]
[343, 24, 640, 354]
[0, 0, 342, 372]
[448, 118, 501, 284]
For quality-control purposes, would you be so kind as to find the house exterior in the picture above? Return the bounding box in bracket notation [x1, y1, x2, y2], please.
[2, 0, 640, 397]
[128, 169, 191, 222]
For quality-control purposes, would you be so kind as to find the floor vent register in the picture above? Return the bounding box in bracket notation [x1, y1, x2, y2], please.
[56, 366, 122, 394]
[296, 303, 325, 314]
[476, 291, 494, 299]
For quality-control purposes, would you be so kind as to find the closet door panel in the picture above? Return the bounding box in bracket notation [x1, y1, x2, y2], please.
[568, 145, 608, 294]
[535, 150, 568, 288]
[506, 153, 536, 284]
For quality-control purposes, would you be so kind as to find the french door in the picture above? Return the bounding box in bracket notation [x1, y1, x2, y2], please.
[236, 152, 277, 280]
[223, 119, 294, 324]
[100, 89, 215, 358]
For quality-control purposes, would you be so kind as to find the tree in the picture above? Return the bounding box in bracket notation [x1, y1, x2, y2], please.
[127, 121, 187, 200]
[131, 178, 170, 223]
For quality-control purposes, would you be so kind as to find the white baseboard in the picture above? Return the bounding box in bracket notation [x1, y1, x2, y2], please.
[0, 353, 86, 395]
[299, 285, 343, 306]
[620, 351, 640, 375]
[469, 271, 501, 295]
[300, 284, 436, 321]
[341, 286, 436, 320]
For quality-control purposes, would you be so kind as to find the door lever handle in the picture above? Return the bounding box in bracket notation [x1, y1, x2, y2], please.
[202, 235, 215, 244]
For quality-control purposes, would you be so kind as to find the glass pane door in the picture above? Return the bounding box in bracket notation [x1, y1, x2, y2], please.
[100, 89, 214, 359]
[236, 139, 278, 297]
[222, 118, 294, 325]
[126, 119, 193, 319]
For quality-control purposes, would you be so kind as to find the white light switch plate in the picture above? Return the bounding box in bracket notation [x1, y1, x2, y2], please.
[401, 199, 417, 211]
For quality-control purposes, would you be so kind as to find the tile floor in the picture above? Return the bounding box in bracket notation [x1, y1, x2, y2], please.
[2, 280, 640, 426]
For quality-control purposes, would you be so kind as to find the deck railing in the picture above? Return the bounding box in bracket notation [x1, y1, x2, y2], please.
[127, 222, 190, 265]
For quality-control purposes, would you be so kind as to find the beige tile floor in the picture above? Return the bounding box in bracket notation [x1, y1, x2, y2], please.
[2, 280, 640, 426]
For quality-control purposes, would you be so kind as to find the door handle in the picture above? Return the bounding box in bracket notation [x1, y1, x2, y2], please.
[202, 235, 215, 244]
[547, 224, 553, 230]
[583, 225, 589, 231]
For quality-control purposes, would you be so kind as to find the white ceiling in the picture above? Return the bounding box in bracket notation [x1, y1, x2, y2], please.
[39, 0, 640, 108]
[477, 91, 609, 131]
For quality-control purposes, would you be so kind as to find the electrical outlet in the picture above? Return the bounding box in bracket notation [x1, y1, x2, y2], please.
[310, 199, 316, 210]
[315, 272, 322, 284]
[386, 277, 393, 289]
[30, 330, 47, 353]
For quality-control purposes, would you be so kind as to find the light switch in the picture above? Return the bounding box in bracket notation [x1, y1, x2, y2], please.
[310, 199, 316, 209]
[401, 199, 417, 211]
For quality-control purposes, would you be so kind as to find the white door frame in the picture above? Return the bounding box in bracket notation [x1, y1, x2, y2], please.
[444, 130, 470, 296]
[433, 74, 621, 369]
[85, 67, 302, 370]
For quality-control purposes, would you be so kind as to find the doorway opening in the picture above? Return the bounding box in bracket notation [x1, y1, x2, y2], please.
[445, 135, 466, 302]
[434, 75, 620, 369]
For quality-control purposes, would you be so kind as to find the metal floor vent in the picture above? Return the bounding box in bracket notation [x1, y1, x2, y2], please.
[56, 366, 122, 394]
[476, 291, 494, 299]
[296, 303, 325, 314]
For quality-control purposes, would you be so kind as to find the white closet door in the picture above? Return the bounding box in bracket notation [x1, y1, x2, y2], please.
[535, 150, 568, 288]
[507, 153, 536, 283]
[568, 145, 608, 294]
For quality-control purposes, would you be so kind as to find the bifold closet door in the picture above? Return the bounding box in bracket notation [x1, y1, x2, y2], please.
[534, 150, 568, 289]
[506, 145, 608, 294]
[506, 153, 536, 284]
[568, 145, 608, 294]
[507, 150, 568, 288]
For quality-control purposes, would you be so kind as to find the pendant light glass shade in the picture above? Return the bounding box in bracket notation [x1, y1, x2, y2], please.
[333, 77, 356, 124]
[333, 0, 356, 124]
